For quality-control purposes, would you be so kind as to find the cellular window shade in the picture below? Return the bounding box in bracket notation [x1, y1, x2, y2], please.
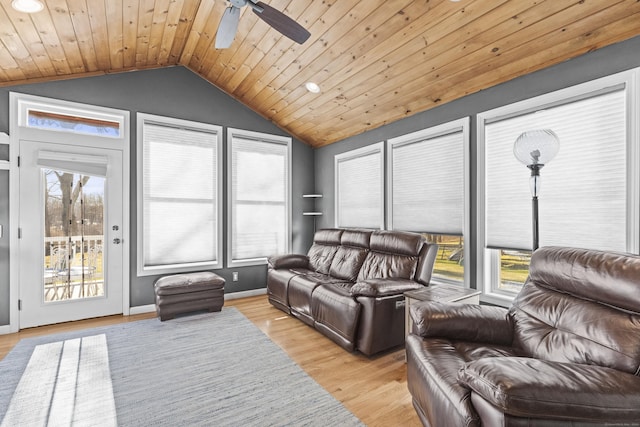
[391, 131, 464, 234]
[37, 150, 108, 177]
[485, 89, 627, 251]
[143, 123, 219, 266]
[336, 148, 383, 228]
[231, 137, 288, 261]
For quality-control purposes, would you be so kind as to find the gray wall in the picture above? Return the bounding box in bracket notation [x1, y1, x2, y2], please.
[315, 35, 640, 289]
[0, 66, 315, 325]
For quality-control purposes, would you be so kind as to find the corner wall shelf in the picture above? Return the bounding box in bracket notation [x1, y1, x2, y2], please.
[0, 132, 10, 170]
[303, 194, 323, 231]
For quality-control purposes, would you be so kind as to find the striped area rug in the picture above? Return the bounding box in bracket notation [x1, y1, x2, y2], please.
[0, 308, 363, 426]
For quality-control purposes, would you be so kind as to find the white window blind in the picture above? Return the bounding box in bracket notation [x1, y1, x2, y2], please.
[485, 89, 627, 251]
[389, 121, 466, 234]
[37, 150, 108, 177]
[141, 119, 221, 271]
[335, 143, 384, 229]
[229, 131, 290, 265]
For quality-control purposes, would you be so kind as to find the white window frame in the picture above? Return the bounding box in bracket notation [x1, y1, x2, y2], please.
[334, 142, 385, 230]
[387, 118, 470, 287]
[477, 68, 640, 307]
[227, 128, 292, 268]
[16, 97, 125, 140]
[136, 113, 223, 276]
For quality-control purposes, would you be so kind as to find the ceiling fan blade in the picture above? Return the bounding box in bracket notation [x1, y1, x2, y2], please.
[215, 6, 242, 49]
[251, 1, 310, 45]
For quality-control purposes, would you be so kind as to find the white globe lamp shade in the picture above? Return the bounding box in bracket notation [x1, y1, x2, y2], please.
[513, 129, 560, 166]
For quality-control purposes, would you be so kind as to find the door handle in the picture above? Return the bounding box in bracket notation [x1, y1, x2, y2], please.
[113, 238, 121, 244]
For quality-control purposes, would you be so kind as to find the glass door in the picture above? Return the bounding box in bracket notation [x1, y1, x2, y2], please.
[19, 141, 123, 328]
[43, 170, 105, 302]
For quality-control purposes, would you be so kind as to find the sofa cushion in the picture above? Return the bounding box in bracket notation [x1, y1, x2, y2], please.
[410, 301, 514, 345]
[308, 244, 339, 274]
[529, 246, 640, 313]
[340, 229, 372, 248]
[329, 246, 369, 282]
[369, 230, 424, 256]
[268, 254, 309, 270]
[288, 272, 345, 326]
[312, 283, 361, 351]
[459, 357, 640, 422]
[351, 278, 422, 297]
[406, 335, 517, 427]
[415, 242, 439, 285]
[357, 251, 418, 281]
[313, 228, 343, 245]
[510, 280, 640, 375]
[306, 229, 343, 274]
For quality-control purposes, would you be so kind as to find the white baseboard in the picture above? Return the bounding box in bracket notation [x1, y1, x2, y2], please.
[225, 288, 267, 300]
[0, 324, 18, 335]
[127, 289, 266, 315]
[129, 304, 156, 315]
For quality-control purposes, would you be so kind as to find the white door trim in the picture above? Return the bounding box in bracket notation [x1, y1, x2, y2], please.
[8, 92, 130, 333]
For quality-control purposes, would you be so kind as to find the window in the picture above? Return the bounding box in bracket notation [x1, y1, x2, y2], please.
[137, 114, 223, 275]
[18, 99, 124, 139]
[334, 142, 384, 229]
[387, 118, 469, 285]
[228, 128, 291, 267]
[27, 110, 121, 137]
[478, 69, 639, 305]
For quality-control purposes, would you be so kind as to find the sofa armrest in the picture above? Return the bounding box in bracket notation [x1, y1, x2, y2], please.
[458, 357, 640, 422]
[410, 301, 512, 345]
[350, 278, 423, 297]
[268, 254, 309, 270]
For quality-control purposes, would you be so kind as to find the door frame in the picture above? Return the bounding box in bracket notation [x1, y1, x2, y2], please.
[8, 92, 131, 333]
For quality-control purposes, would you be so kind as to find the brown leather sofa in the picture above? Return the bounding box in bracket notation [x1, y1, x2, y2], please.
[267, 228, 438, 356]
[406, 246, 640, 426]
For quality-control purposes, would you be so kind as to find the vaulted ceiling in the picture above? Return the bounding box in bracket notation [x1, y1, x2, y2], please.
[0, 0, 639, 147]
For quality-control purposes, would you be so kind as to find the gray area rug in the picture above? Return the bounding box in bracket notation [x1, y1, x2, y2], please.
[0, 308, 364, 426]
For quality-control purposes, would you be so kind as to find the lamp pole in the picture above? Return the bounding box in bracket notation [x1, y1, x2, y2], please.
[528, 164, 542, 250]
[513, 130, 559, 252]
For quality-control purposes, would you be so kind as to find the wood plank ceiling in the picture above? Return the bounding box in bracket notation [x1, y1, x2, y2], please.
[0, 0, 639, 147]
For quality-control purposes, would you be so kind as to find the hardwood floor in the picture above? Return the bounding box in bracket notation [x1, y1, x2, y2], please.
[0, 295, 422, 427]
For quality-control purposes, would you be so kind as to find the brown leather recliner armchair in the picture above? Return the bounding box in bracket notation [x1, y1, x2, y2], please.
[406, 246, 640, 426]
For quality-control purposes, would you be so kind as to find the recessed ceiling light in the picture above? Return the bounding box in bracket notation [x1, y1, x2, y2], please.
[11, 0, 44, 13]
[305, 82, 320, 93]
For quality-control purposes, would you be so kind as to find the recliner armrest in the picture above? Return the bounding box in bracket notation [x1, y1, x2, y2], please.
[410, 301, 513, 345]
[350, 278, 423, 297]
[458, 357, 640, 422]
[268, 254, 309, 270]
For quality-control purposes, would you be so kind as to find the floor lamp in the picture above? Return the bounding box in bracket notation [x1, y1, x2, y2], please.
[513, 129, 560, 251]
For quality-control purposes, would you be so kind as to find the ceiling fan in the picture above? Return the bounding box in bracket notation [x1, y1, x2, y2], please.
[215, 0, 311, 49]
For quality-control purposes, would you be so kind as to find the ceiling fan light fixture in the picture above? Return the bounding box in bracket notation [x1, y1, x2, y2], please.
[305, 82, 320, 93]
[11, 0, 44, 13]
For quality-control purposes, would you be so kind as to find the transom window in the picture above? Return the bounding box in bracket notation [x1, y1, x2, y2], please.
[17, 98, 125, 139]
[28, 110, 121, 137]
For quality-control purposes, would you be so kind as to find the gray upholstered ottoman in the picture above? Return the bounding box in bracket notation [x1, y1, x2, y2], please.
[154, 271, 225, 321]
